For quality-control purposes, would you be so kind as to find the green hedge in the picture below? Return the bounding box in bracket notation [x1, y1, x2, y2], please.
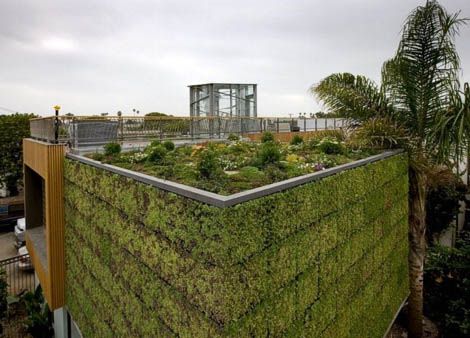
[64, 153, 409, 337]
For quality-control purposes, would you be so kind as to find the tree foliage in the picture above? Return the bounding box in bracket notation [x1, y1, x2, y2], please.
[312, 2, 469, 165]
[0, 113, 37, 195]
[145, 112, 168, 117]
[426, 168, 466, 243]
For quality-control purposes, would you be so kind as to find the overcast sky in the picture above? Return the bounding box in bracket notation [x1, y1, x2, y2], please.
[0, 0, 469, 117]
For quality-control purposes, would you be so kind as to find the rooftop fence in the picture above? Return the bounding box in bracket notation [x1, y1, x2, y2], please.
[30, 116, 347, 149]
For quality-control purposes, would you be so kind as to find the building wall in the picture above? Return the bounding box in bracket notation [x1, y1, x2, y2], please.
[63, 153, 409, 337]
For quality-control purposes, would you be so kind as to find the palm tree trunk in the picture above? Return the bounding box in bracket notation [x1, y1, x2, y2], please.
[408, 171, 427, 338]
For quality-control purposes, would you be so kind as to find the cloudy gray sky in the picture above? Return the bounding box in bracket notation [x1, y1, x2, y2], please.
[1, 0, 469, 117]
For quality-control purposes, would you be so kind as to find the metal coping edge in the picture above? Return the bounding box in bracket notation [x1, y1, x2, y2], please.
[382, 294, 409, 338]
[65, 149, 404, 208]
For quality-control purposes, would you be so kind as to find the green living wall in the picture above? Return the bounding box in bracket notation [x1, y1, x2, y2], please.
[63, 153, 409, 338]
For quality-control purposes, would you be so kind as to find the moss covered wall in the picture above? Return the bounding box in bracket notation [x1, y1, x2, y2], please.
[64, 153, 409, 338]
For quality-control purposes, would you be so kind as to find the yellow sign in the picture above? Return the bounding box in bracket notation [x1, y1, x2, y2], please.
[54, 105, 61, 111]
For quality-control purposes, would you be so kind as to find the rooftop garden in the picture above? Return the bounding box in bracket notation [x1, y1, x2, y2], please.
[86, 130, 379, 195]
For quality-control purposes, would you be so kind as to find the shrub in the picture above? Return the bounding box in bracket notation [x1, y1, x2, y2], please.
[89, 153, 105, 162]
[290, 135, 304, 145]
[22, 285, 54, 338]
[227, 133, 240, 141]
[227, 141, 250, 154]
[127, 152, 148, 164]
[424, 232, 470, 337]
[264, 164, 288, 181]
[261, 131, 275, 143]
[180, 145, 193, 156]
[198, 150, 219, 179]
[318, 138, 344, 155]
[147, 145, 167, 164]
[426, 170, 466, 243]
[103, 142, 121, 156]
[233, 166, 266, 182]
[258, 143, 281, 167]
[163, 141, 175, 151]
[205, 142, 219, 151]
[150, 140, 161, 147]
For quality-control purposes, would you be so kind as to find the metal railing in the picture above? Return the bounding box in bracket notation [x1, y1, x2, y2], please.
[0, 254, 35, 297]
[30, 116, 348, 149]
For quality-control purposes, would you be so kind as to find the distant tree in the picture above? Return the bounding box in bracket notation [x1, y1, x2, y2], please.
[0, 113, 37, 195]
[145, 112, 170, 117]
[314, 111, 345, 118]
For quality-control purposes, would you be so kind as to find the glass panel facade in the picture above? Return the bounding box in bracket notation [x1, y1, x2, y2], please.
[189, 83, 257, 119]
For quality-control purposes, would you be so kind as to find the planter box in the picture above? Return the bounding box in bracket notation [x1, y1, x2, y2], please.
[63, 150, 409, 337]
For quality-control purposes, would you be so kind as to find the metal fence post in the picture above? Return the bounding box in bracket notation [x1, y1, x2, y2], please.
[315, 118, 317, 131]
[218, 117, 221, 139]
[277, 118, 280, 133]
[119, 115, 123, 143]
[190, 118, 194, 140]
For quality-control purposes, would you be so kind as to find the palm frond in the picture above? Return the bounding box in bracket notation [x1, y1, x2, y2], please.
[383, 0, 468, 162]
[310, 73, 390, 123]
[431, 82, 470, 163]
[348, 117, 410, 150]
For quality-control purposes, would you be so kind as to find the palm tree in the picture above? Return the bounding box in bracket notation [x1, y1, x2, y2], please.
[311, 1, 468, 337]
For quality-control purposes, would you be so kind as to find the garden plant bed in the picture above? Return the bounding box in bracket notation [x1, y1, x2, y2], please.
[86, 131, 378, 195]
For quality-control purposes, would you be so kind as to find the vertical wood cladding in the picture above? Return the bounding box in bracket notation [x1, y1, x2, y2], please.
[23, 138, 65, 310]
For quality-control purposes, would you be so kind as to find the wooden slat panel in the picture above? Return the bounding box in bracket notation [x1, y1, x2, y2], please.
[23, 139, 48, 178]
[23, 139, 65, 310]
[46, 144, 65, 309]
